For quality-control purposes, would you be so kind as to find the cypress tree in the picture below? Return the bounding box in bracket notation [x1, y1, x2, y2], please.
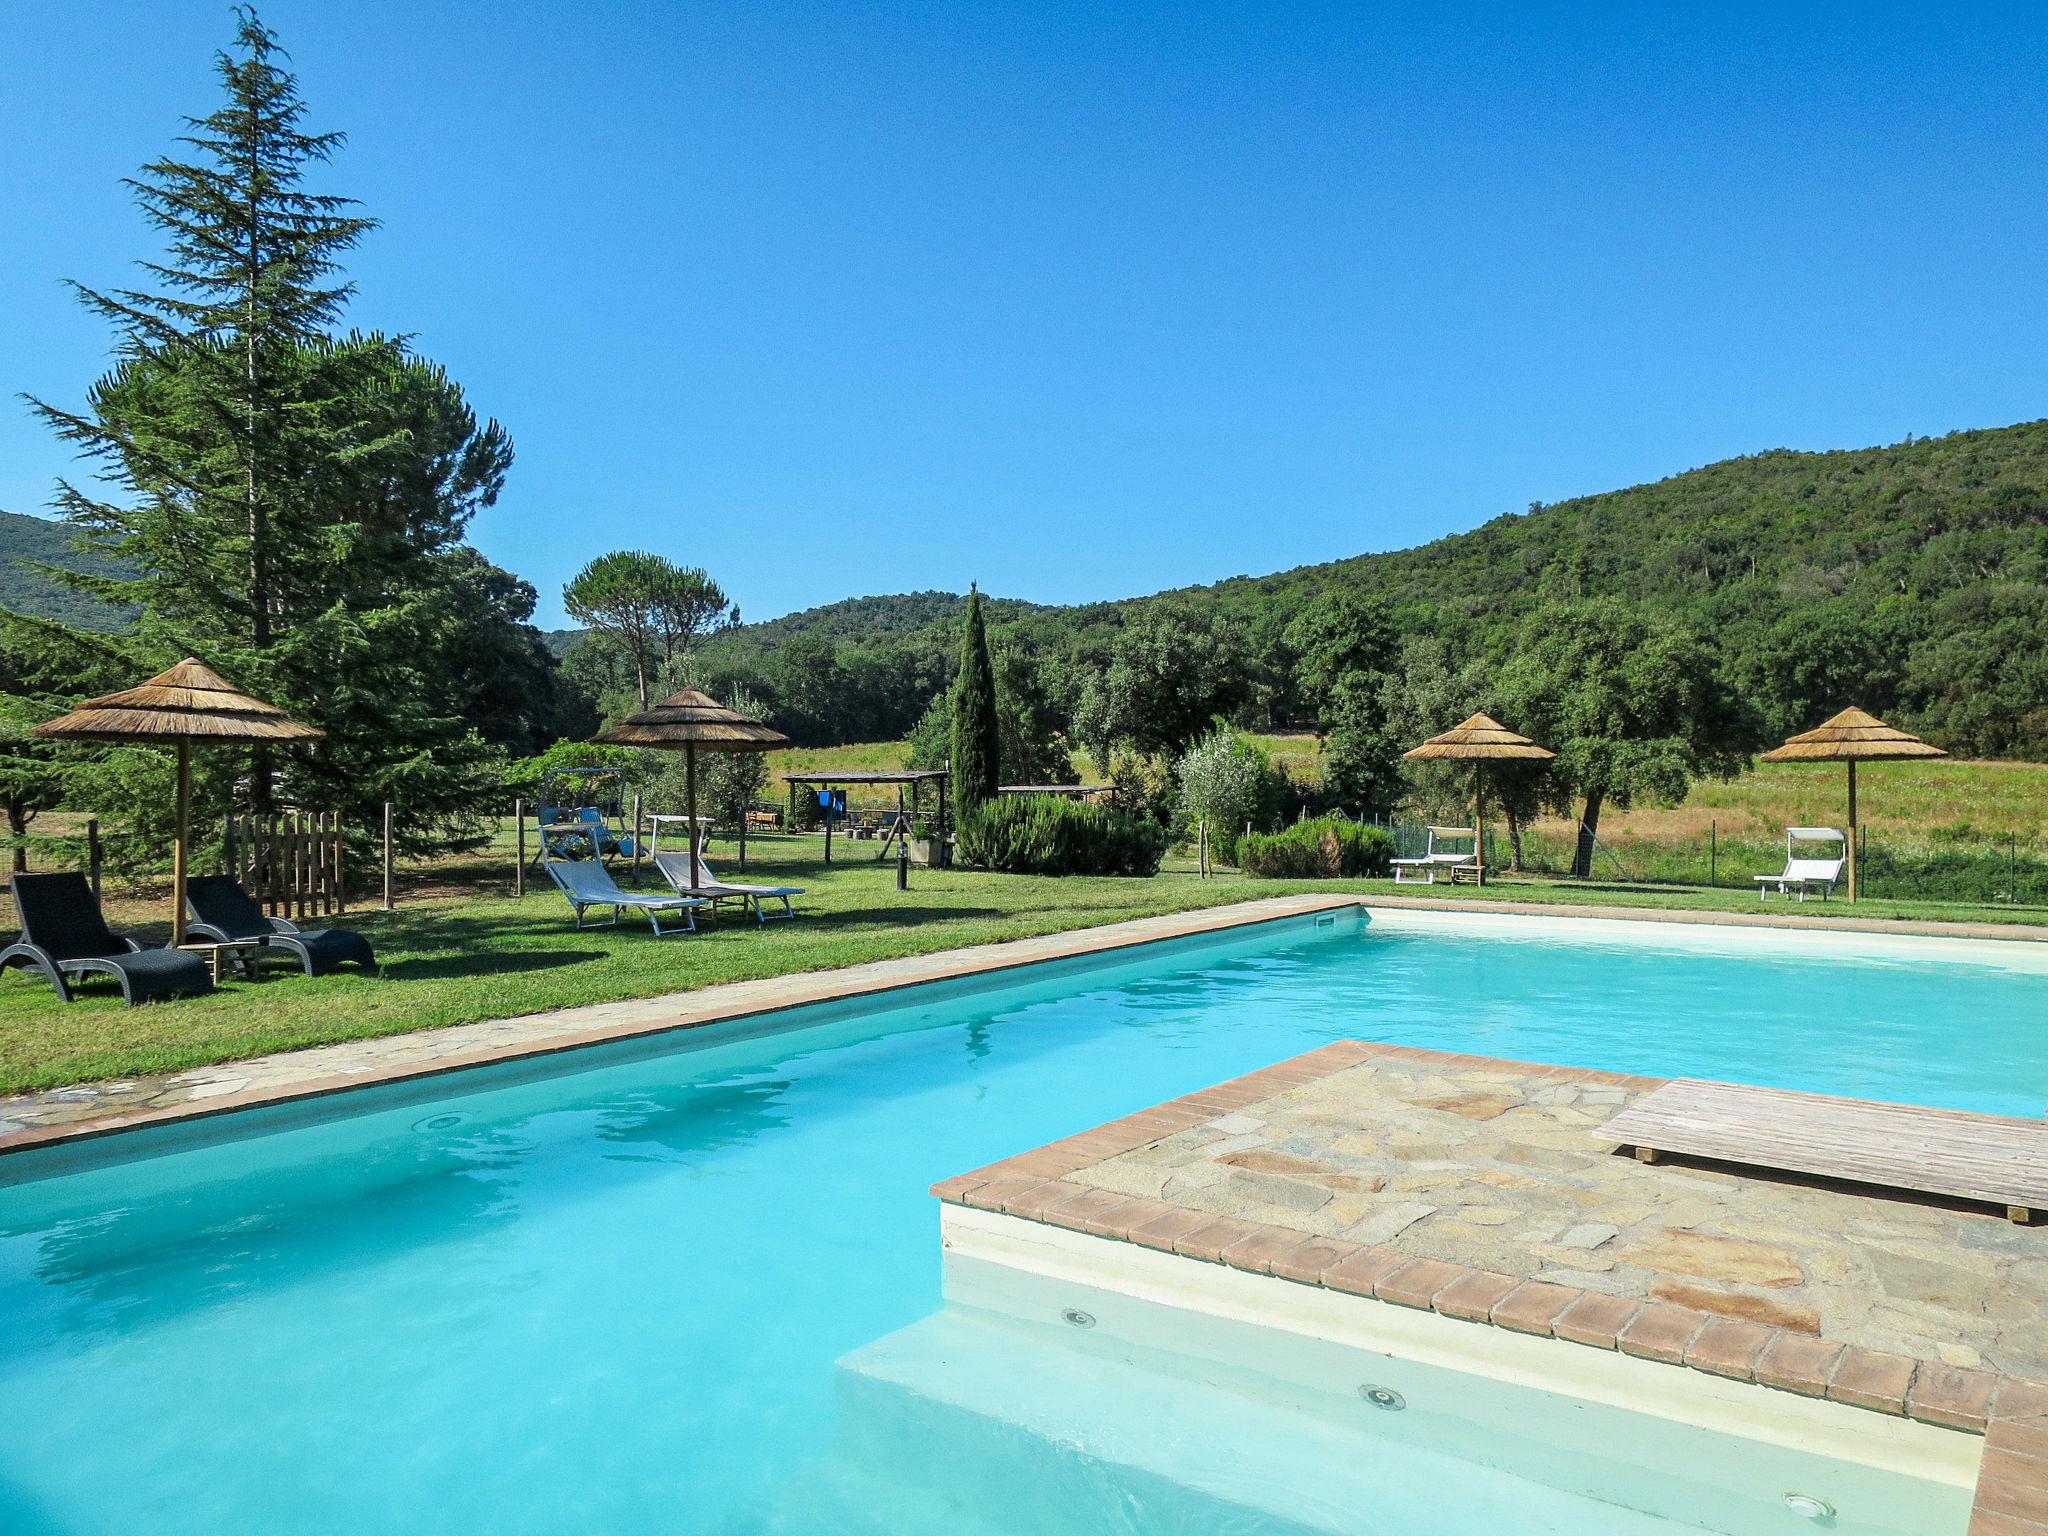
[950, 585, 1000, 808]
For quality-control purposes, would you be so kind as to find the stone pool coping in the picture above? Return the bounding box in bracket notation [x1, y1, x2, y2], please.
[1364, 892, 2048, 944]
[0, 893, 1363, 1155]
[3, 889, 2042, 1156]
[929, 1041, 2048, 1536]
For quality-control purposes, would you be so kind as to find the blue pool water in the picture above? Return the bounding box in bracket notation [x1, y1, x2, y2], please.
[0, 911, 2040, 1533]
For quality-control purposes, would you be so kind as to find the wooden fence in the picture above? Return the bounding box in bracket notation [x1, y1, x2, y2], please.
[223, 810, 346, 919]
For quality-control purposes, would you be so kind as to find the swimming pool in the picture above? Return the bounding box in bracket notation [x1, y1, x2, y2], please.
[0, 907, 2041, 1532]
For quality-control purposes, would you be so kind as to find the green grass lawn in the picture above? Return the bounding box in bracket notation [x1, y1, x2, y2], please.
[1, 834, 2042, 1098]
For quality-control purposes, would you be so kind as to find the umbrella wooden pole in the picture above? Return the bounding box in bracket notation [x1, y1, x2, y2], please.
[1754, 708, 1945, 905]
[1847, 759, 1859, 903]
[1473, 764, 1485, 888]
[28, 663, 319, 940]
[685, 743, 700, 891]
[173, 740, 190, 946]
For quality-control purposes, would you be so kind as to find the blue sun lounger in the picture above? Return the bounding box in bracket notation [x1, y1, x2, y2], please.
[544, 857, 707, 936]
[651, 852, 803, 923]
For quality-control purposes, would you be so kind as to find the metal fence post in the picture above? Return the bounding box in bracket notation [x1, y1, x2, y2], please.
[1709, 820, 1716, 888]
[87, 818, 101, 901]
[514, 798, 525, 896]
[382, 801, 395, 911]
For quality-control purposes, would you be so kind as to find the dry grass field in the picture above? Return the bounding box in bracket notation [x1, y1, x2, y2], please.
[767, 737, 2047, 840]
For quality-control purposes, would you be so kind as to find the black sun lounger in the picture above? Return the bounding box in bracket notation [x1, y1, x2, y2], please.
[184, 875, 379, 978]
[0, 872, 215, 1005]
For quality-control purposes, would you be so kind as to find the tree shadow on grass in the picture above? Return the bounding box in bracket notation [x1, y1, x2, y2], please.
[727, 905, 1007, 931]
[335, 902, 1014, 978]
[383, 948, 609, 982]
[1535, 880, 1662, 897]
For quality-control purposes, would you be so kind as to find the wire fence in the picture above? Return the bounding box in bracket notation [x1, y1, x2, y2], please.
[0, 820, 153, 898]
[7, 805, 2042, 913]
[1368, 814, 2047, 907]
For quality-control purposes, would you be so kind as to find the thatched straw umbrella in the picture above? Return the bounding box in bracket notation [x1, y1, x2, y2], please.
[1759, 707, 1945, 902]
[1402, 713, 1555, 887]
[33, 660, 321, 944]
[589, 689, 788, 891]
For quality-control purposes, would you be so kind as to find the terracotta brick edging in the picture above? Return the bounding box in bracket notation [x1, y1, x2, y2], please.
[929, 1040, 2048, 1534]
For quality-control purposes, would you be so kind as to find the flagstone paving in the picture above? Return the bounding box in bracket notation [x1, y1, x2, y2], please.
[1058, 1044, 2048, 1380]
[937, 1041, 2048, 1533]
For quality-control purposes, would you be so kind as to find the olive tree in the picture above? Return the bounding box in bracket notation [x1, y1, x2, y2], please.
[1495, 599, 1747, 877]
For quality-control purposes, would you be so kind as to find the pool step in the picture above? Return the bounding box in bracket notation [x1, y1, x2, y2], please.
[828, 1308, 1689, 1536]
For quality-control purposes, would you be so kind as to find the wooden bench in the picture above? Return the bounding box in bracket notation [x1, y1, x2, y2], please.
[1600, 1078, 2048, 1224]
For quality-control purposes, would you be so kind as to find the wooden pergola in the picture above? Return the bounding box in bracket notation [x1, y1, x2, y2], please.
[782, 769, 951, 862]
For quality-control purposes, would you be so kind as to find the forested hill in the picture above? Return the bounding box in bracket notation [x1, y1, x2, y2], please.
[0, 510, 132, 631]
[671, 419, 2048, 755]
[639, 417, 2048, 650]
[542, 589, 1044, 656]
[1210, 419, 2048, 624]
[25, 418, 2048, 756]
[735, 589, 1046, 644]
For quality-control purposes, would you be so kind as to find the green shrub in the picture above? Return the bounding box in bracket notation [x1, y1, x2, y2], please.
[505, 740, 644, 804]
[958, 796, 1168, 877]
[1238, 818, 1395, 879]
[786, 788, 823, 830]
[1174, 726, 1284, 864]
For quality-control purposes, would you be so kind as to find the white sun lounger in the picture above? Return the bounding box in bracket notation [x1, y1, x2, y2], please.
[544, 857, 707, 935]
[652, 851, 804, 923]
[1390, 826, 1481, 885]
[1754, 827, 1845, 902]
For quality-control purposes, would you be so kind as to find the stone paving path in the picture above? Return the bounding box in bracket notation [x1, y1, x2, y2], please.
[0, 894, 1356, 1149]
[1067, 1048, 2048, 1380]
[7, 892, 2036, 1151]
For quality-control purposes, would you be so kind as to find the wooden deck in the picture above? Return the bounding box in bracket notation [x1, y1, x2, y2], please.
[1600, 1078, 2048, 1223]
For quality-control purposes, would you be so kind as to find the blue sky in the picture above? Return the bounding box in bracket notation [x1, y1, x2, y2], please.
[4, 3, 2046, 629]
